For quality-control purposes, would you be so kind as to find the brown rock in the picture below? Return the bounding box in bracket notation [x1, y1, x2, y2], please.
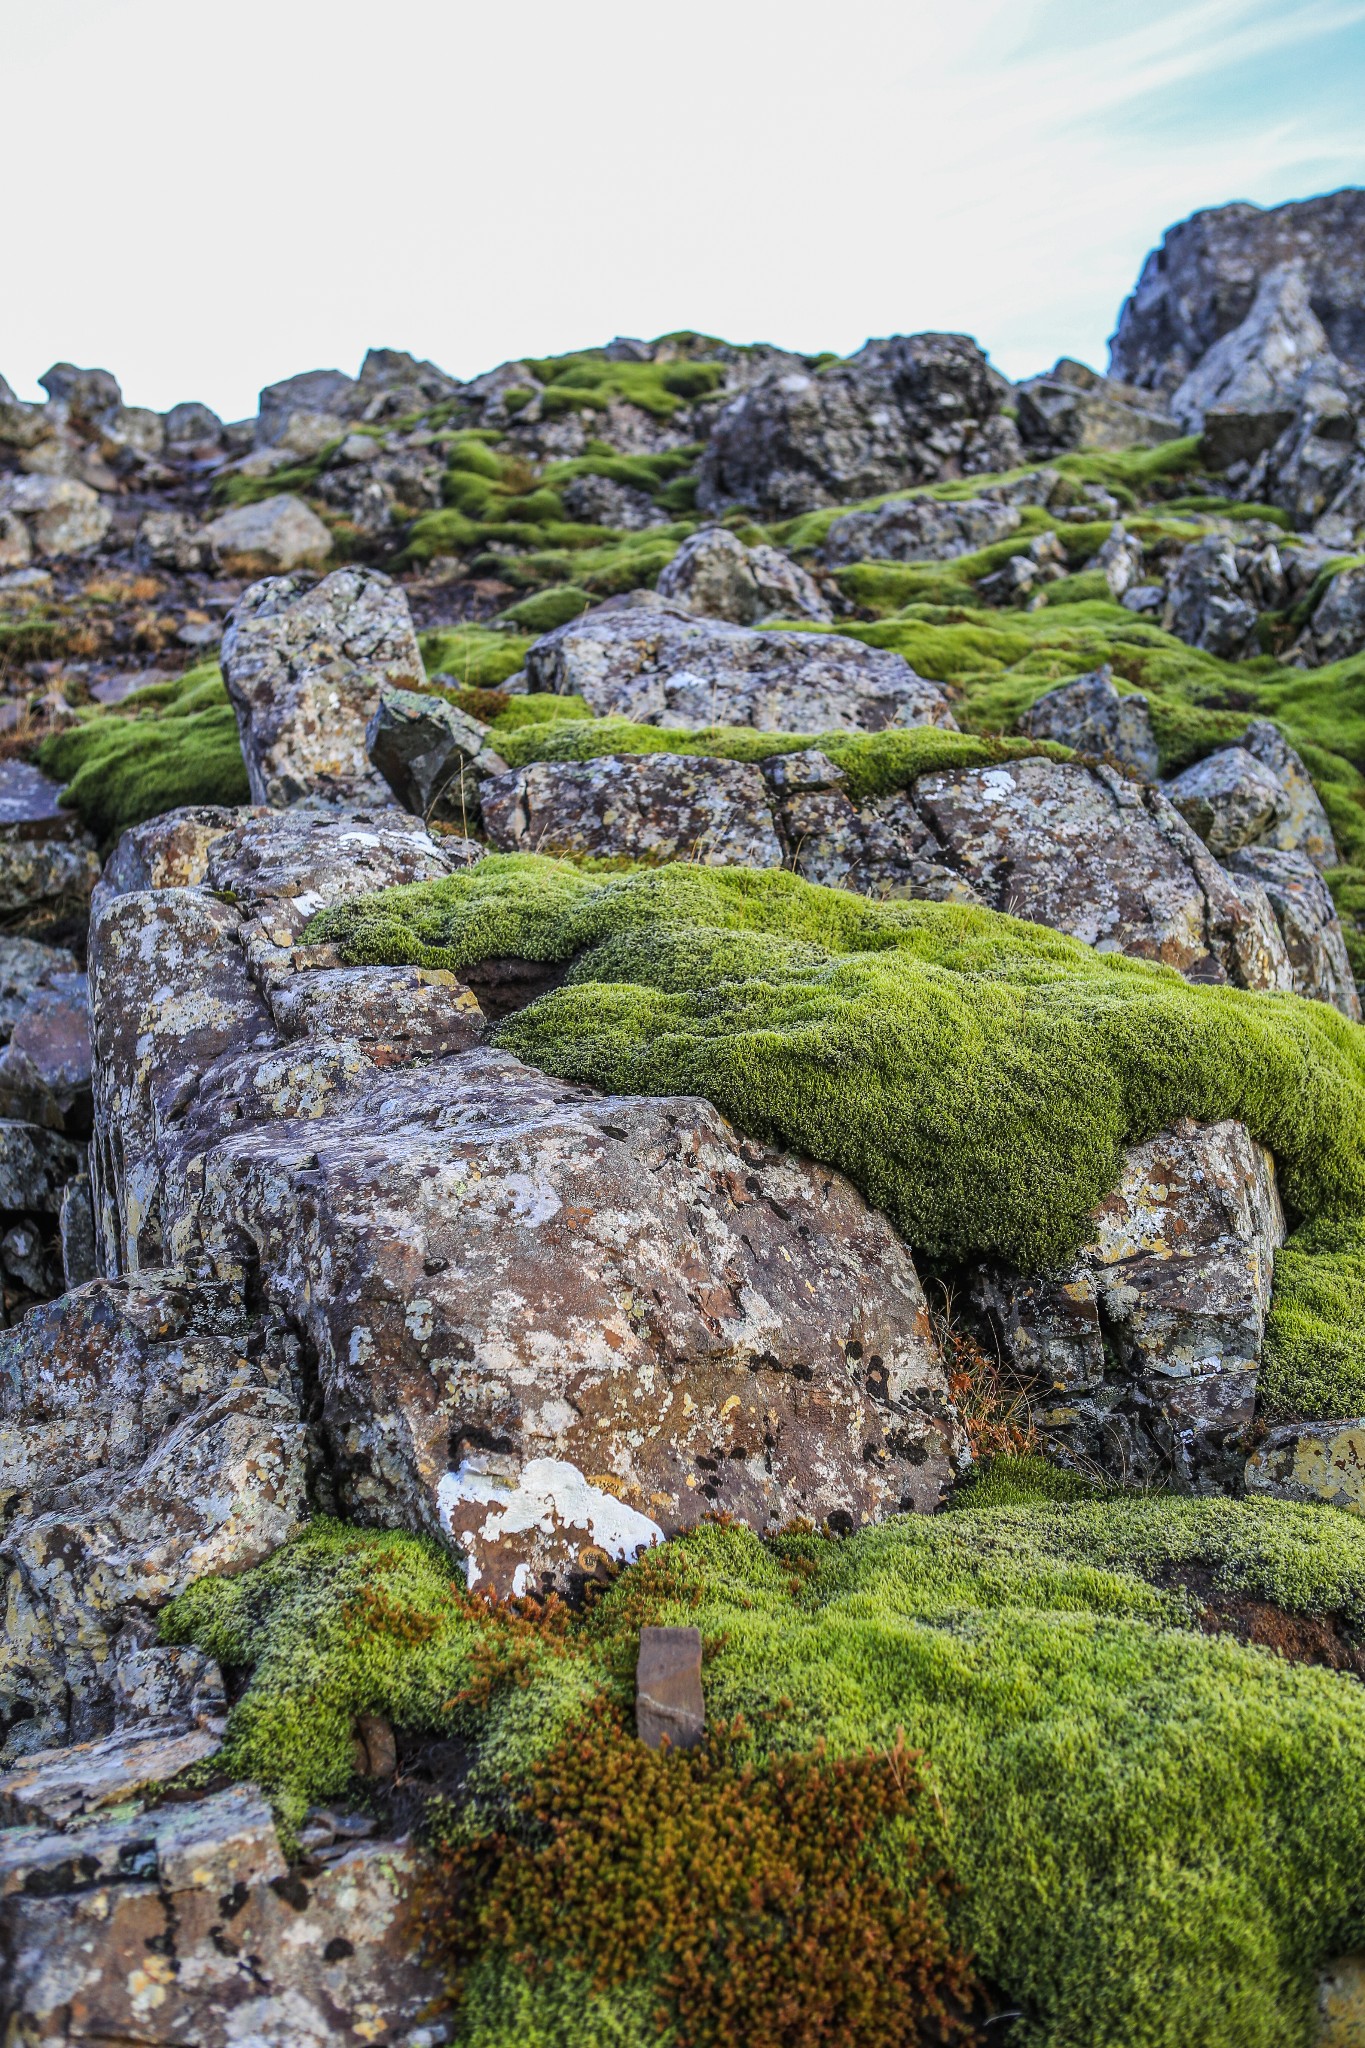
[637, 1625, 704, 1752]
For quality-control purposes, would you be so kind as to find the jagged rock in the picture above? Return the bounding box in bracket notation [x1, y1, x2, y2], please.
[1297, 561, 1365, 666]
[0, 1271, 309, 1759]
[481, 753, 785, 867]
[5, 971, 91, 1118]
[201, 491, 332, 572]
[655, 525, 831, 623]
[1091, 523, 1145, 598]
[1238, 719, 1339, 866]
[912, 756, 1288, 990]
[58, 1174, 97, 1289]
[0, 1124, 82, 1214]
[1226, 846, 1360, 1019]
[697, 333, 1013, 516]
[561, 472, 668, 528]
[188, 1049, 961, 1593]
[820, 494, 1021, 567]
[0, 1726, 222, 1828]
[109, 1643, 225, 1733]
[970, 1118, 1285, 1488]
[99, 804, 250, 894]
[1169, 266, 1337, 430]
[269, 965, 484, 1059]
[366, 685, 509, 825]
[163, 400, 224, 450]
[769, 752, 979, 903]
[975, 529, 1067, 605]
[0, 1780, 447, 2045]
[1163, 745, 1291, 856]
[37, 364, 122, 418]
[0, 837, 100, 946]
[1245, 1418, 1365, 1513]
[1161, 535, 1262, 656]
[221, 568, 426, 807]
[1015, 359, 1179, 451]
[523, 596, 955, 732]
[0, 475, 110, 556]
[255, 367, 356, 447]
[1111, 191, 1365, 395]
[272, 407, 349, 457]
[1017, 667, 1160, 777]
[1200, 405, 1298, 471]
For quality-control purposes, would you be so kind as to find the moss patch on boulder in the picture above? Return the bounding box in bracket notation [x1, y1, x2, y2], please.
[37, 662, 249, 841]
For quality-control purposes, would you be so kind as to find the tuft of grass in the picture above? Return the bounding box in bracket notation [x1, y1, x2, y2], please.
[37, 663, 249, 842]
[305, 856, 1365, 1274]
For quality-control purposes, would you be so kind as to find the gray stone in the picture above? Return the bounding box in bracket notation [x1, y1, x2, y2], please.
[36, 365, 121, 417]
[1091, 522, 1146, 598]
[821, 494, 1021, 568]
[524, 597, 956, 733]
[9, 974, 90, 1112]
[1169, 266, 1337, 430]
[139, 506, 212, 572]
[222, 567, 426, 807]
[1245, 1419, 1365, 1514]
[99, 805, 255, 895]
[637, 1625, 704, 1752]
[1226, 845, 1360, 1018]
[1016, 358, 1179, 451]
[561, 472, 668, 529]
[0, 938, 76, 1043]
[481, 753, 785, 867]
[1239, 720, 1339, 866]
[0, 1124, 82, 1212]
[0, 1726, 221, 1828]
[1162, 535, 1261, 657]
[0, 761, 76, 840]
[202, 491, 332, 573]
[269, 964, 484, 1059]
[110, 1644, 225, 1734]
[655, 525, 832, 623]
[1017, 667, 1160, 777]
[0, 511, 32, 571]
[697, 333, 1012, 517]
[1298, 562, 1365, 666]
[255, 367, 356, 447]
[970, 1118, 1284, 1488]
[1163, 745, 1291, 856]
[0, 475, 110, 557]
[366, 684, 509, 824]
[163, 400, 224, 449]
[58, 1174, 97, 1288]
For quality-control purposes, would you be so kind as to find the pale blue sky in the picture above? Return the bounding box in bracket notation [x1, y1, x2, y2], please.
[6, 0, 1365, 419]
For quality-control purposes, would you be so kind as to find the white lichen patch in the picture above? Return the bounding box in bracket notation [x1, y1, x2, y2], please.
[437, 1455, 664, 1588]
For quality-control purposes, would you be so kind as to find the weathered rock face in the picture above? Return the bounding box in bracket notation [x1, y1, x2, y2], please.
[0, 1777, 447, 2046]
[1015, 359, 1179, 451]
[1163, 745, 1292, 856]
[1245, 1418, 1365, 1513]
[821, 494, 1020, 567]
[1226, 846, 1361, 1019]
[1238, 719, 1339, 866]
[970, 1118, 1285, 1488]
[81, 804, 961, 1603]
[1168, 266, 1339, 431]
[1297, 561, 1365, 666]
[221, 567, 426, 807]
[366, 685, 508, 826]
[481, 753, 784, 867]
[201, 491, 333, 572]
[523, 595, 956, 732]
[0, 1270, 308, 1761]
[655, 524, 832, 623]
[1017, 667, 1160, 778]
[1161, 534, 1264, 656]
[697, 333, 1016, 517]
[0, 475, 111, 557]
[1110, 190, 1365, 393]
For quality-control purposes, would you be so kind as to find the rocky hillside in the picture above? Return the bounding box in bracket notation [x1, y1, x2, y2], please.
[4, 189, 1365, 2048]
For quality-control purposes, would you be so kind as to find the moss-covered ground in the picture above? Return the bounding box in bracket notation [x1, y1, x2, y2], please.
[307, 856, 1365, 1274]
[162, 1470, 1365, 2047]
[37, 662, 249, 841]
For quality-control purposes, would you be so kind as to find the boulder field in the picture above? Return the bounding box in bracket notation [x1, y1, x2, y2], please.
[4, 192, 1365, 2048]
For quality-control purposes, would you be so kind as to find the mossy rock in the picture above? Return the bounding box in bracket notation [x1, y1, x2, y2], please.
[37, 663, 250, 842]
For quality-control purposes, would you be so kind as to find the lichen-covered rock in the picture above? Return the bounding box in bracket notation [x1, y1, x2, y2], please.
[481, 753, 784, 867]
[184, 1049, 959, 1593]
[1238, 719, 1339, 866]
[822, 494, 1020, 567]
[1017, 666, 1160, 777]
[0, 1272, 308, 1760]
[99, 804, 255, 895]
[221, 568, 426, 807]
[523, 596, 956, 732]
[911, 756, 1288, 988]
[697, 333, 1012, 517]
[202, 491, 332, 572]
[1161, 534, 1261, 656]
[0, 1781, 446, 2046]
[0, 475, 111, 556]
[1244, 1418, 1365, 1513]
[762, 750, 979, 902]
[1015, 359, 1179, 451]
[655, 524, 832, 623]
[366, 685, 508, 825]
[1168, 266, 1337, 430]
[970, 1118, 1285, 1487]
[1163, 745, 1291, 856]
[1297, 562, 1365, 666]
[1227, 845, 1360, 1018]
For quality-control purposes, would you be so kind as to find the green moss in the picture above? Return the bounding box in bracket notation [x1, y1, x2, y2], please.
[37, 663, 249, 841]
[498, 585, 594, 633]
[166, 1491, 1365, 2047]
[215, 446, 343, 509]
[1327, 865, 1365, 981]
[418, 625, 536, 689]
[523, 350, 726, 420]
[1261, 1217, 1365, 1420]
[307, 857, 1365, 1272]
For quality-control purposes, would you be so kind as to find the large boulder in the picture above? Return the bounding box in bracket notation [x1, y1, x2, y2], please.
[1110, 190, 1365, 394]
[0, 475, 110, 556]
[655, 525, 832, 623]
[201, 491, 332, 572]
[1162, 746, 1292, 856]
[697, 333, 1016, 517]
[1168, 266, 1339, 431]
[970, 1118, 1285, 1488]
[481, 753, 785, 867]
[523, 596, 956, 732]
[1226, 845, 1361, 1019]
[221, 568, 426, 807]
[821, 494, 1021, 567]
[254, 367, 357, 447]
[1015, 359, 1179, 451]
[1161, 534, 1262, 657]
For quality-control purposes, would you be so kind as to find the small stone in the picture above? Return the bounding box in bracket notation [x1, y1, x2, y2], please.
[656, 525, 831, 624]
[636, 1625, 704, 1752]
[1018, 667, 1160, 778]
[366, 684, 508, 823]
[0, 1725, 221, 1828]
[355, 1713, 397, 1779]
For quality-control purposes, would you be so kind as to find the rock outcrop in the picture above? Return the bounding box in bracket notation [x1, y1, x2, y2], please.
[655, 524, 832, 623]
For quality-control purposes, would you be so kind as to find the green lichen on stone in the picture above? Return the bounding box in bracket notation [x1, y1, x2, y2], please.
[164, 1480, 1365, 2048]
[306, 856, 1365, 1272]
[37, 662, 249, 841]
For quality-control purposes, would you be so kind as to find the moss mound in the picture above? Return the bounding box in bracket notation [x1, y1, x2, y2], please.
[1261, 1216, 1365, 1421]
[418, 624, 537, 689]
[37, 662, 249, 842]
[306, 856, 1365, 1271]
[163, 1485, 1365, 2048]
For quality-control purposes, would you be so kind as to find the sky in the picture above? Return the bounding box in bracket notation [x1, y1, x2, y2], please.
[6, 0, 1365, 421]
